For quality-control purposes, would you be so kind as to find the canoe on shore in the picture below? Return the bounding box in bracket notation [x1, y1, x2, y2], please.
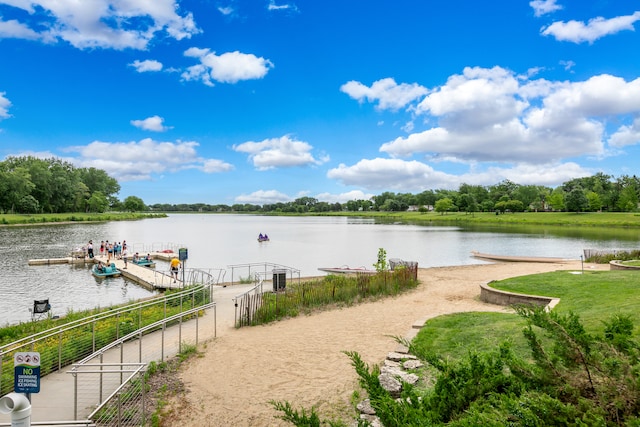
[471, 251, 576, 263]
[318, 266, 377, 274]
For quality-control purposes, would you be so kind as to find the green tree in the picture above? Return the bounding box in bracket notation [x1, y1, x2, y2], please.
[504, 199, 525, 212]
[434, 197, 454, 214]
[16, 195, 40, 214]
[0, 167, 35, 213]
[586, 191, 602, 212]
[565, 186, 589, 212]
[547, 188, 565, 211]
[87, 191, 109, 213]
[617, 185, 639, 212]
[123, 196, 147, 212]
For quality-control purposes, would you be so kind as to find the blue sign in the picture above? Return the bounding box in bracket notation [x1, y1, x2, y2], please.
[14, 352, 40, 393]
[178, 247, 188, 261]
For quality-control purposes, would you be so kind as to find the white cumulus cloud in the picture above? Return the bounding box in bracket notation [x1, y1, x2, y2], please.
[130, 59, 163, 72]
[530, 0, 562, 17]
[377, 67, 640, 164]
[233, 135, 328, 170]
[0, 0, 200, 50]
[0, 92, 12, 119]
[541, 11, 640, 43]
[182, 48, 274, 86]
[67, 138, 232, 181]
[235, 189, 291, 204]
[340, 78, 429, 111]
[130, 116, 172, 132]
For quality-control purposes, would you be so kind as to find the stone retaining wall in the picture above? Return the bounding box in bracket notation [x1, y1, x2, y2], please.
[609, 260, 640, 270]
[479, 282, 560, 310]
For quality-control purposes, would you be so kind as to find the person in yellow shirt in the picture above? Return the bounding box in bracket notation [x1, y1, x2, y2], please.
[170, 257, 181, 283]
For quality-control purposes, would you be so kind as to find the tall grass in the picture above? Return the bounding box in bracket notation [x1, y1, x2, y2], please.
[249, 266, 419, 325]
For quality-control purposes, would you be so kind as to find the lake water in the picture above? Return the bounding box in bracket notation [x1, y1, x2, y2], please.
[1, 214, 639, 326]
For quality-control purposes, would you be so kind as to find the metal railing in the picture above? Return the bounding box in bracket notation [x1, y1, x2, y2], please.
[77, 363, 146, 427]
[127, 242, 186, 255]
[230, 263, 300, 328]
[1, 270, 218, 397]
[227, 262, 300, 286]
[69, 301, 215, 422]
[0, 422, 97, 426]
[151, 268, 226, 290]
[233, 273, 265, 328]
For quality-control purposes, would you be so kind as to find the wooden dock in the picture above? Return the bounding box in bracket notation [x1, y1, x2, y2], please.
[28, 252, 184, 290]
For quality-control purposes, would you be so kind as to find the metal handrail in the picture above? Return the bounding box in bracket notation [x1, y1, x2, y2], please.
[72, 302, 216, 366]
[0, 284, 210, 356]
[83, 363, 147, 421]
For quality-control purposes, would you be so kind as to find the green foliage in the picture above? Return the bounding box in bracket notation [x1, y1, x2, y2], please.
[276, 307, 640, 426]
[123, 195, 147, 212]
[373, 248, 387, 272]
[434, 197, 454, 214]
[246, 266, 419, 326]
[270, 401, 323, 427]
[0, 155, 150, 214]
[585, 250, 640, 263]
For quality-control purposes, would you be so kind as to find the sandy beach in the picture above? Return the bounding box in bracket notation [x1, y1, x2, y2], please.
[165, 261, 605, 426]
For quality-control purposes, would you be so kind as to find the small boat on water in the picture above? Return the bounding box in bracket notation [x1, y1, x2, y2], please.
[132, 258, 156, 268]
[92, 262, 121, 278]
[318, 266, 377, 274]
[258, 234, 270, 242]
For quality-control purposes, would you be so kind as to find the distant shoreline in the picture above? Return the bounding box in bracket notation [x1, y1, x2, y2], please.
[3, 211, 640, 229]
[0, 212, 167, 227]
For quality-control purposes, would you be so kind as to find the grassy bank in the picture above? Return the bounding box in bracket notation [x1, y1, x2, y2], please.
[414, 269, 640, 361]
[0, 212, 167, 225]
[312, 210, 640, 228]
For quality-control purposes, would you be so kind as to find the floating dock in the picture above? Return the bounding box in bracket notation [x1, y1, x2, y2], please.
[28, 252, 184, 290]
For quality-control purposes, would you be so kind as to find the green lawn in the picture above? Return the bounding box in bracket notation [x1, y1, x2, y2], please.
[0, 212, 166, 225]
[317, 210, 640, 228]
[413, 270, 640, 360]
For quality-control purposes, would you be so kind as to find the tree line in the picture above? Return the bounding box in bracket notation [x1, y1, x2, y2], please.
[0, 156, 145, 214]
[151, 172, 640, 214]
[2, 155, 638, 214]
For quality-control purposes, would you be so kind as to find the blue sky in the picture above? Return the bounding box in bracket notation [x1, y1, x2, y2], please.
[1, 0, 640, 205]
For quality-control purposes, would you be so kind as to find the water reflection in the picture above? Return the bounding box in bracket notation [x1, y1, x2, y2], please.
[1, 214, 638, 326]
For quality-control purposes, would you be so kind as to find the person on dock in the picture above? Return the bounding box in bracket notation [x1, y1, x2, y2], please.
[100, 241, 105, 257]
[122, 247, 128, 269]
[170, 257, 181, 283]
[87, 240, 94, 259]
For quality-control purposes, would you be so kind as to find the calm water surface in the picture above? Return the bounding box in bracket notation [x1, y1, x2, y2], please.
[1, 214, 639, 325]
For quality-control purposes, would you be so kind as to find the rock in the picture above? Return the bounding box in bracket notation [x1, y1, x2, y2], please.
[381, 366, 419, 385]
[387, 351, 417, 362]
[356, 399, 376, 415]
[383, 359, 401, 368]
[378, 372, 402, 397]
[359, 414, 383, 427]
[403, 359, 423, 370]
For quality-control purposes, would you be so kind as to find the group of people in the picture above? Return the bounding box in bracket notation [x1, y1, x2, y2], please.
[97, 240, 128, 262]
[258, 233, 269, 240]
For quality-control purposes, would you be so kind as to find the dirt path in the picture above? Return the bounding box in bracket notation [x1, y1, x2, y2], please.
[166, 261, 605, 426]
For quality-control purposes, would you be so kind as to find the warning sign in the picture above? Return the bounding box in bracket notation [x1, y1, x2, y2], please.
[14, 352, 41, 394]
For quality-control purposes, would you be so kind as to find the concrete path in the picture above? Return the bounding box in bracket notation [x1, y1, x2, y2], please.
[0, 281, 259, 424]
